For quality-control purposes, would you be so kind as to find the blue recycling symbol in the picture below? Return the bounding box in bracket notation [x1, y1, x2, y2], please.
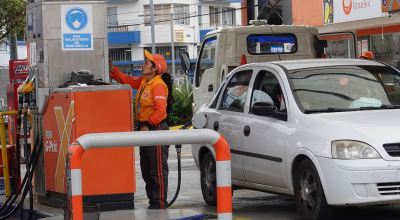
[65, 8, 88, 31]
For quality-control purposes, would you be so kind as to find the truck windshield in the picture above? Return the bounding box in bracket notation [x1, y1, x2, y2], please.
[247, 34, 297, 54]
[196, 37, 217, 87]
[288, 65, 400, 113]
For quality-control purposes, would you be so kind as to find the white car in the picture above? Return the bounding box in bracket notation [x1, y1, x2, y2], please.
[191, 59, 400, 220]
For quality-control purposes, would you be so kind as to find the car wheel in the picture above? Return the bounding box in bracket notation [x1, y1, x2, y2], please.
[200, 152, 217, 206]
[294, 159, 335, 220]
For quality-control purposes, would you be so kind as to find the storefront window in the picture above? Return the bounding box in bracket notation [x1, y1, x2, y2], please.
[371, 33, 398, 67]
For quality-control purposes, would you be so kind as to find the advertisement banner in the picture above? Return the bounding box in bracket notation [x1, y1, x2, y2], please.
[361, 39, 368, 54]
[324, 0, 334, 24]
[332, 0, 382, 23]
[175, 30, 184, 43]
[61, 5, 93, 50]
[382, 0, 400, 12]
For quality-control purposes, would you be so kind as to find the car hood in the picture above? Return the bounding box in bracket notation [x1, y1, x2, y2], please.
[303, 109, 400, 145]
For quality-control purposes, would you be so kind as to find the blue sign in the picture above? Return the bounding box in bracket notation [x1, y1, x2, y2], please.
[248, 35, 296, 44]
[383, 0, 387, 7]
[271, 46, 283, 53]
[63, 34, 91, 49]
[62, 5, 93, 50]
[65, 8, 88, 31]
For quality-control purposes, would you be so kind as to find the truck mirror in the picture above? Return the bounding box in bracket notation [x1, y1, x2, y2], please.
[315, 40, 328, 58]
[315, 39, 328, 48]
[181, 52, 191, 72]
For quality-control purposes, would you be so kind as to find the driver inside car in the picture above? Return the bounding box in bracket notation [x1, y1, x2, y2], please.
[271, 84, 286, 110]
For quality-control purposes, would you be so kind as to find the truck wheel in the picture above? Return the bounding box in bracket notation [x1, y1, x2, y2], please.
[294, 159, 335, 220]
[200, 152, 217, 206]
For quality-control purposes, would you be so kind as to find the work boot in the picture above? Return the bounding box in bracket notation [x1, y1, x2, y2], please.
[148, 204, 167, 209]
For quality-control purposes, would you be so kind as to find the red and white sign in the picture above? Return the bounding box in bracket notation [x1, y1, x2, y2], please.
[8, 60, 28, 81]
[333, 0, 381, 23]
[357, 41, 361, 56]
[343, 0, 352, 15]
[361, 39, 368, 54]
[27, 43, 30, 67]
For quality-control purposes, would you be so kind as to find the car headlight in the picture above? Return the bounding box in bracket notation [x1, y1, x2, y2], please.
[332, 141, 381, 159]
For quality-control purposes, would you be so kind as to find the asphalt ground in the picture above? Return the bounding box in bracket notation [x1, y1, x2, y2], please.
[135, 144, 400, 220]
[1, 144, 400, 219]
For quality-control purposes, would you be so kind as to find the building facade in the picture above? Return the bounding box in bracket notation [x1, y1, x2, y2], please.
[287, 0, 400, 67]
[0, 42, 27, 67]
[107, 0, 243, 87]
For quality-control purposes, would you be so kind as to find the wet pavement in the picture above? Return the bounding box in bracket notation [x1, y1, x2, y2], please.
[136, 144, 400, 220]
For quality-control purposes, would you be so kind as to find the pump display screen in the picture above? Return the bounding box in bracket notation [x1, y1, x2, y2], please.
[247, 34, 297, 54]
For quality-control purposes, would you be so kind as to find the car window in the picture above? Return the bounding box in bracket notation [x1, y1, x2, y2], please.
[209, 79, 226, 109]
[196, 37, 217, 87]
[220, 70, 253, 112]
[288, 65, 400, 112]
[247, 34, 297, 54]
[250, 70, 286, 112]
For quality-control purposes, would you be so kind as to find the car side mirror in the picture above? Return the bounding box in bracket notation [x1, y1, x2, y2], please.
[253, 102, 287, 120]
[252, 102, 275, 116]
[273, 109, 287, 121]
[181, 52, 191, 72]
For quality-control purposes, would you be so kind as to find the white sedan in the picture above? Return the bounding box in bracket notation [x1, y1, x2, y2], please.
[191, 59, 400, 220]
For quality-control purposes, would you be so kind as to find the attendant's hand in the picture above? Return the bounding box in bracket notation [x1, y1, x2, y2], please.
[140, 125, 149, 131]
[109, 58, 115, 73]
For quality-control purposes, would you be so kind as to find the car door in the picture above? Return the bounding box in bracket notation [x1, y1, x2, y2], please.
[207, 69, 253, 181]
[241, 68, 289, 188]
[194, 36, 218, 109]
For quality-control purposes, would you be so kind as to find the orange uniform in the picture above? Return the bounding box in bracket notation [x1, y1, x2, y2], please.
[110, 67, 168, 126]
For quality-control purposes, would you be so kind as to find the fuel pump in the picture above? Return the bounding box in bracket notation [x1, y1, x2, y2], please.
[1, 1, 191, 217]
[22, 0, 136, 212]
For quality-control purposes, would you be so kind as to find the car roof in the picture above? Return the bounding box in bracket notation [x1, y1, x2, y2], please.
[241, 59, 386, 71]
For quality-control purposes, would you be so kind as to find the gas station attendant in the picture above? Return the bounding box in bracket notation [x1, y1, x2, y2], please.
[109, 50, 173, 209]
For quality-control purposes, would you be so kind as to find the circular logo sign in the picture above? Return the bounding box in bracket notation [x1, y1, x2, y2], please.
[383, 0, 387, 7]
[343, 0, 352, 15]
[65, 8, 88, 31]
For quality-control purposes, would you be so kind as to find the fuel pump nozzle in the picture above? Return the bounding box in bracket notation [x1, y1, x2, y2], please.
[17, 76, 30, 94]
[22, 75, 36, 94]
[175, 144, 182, 154]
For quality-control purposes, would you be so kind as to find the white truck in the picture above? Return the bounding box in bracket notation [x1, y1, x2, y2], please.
[181, 20, 357, 110]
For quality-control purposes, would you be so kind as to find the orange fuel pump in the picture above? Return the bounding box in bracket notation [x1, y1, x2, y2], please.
[39, 86, 136, 210]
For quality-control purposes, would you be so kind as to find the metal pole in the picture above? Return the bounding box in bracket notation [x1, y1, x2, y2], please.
[66, 129, 232, 220]
[150, 0, 156, 54]
[282, 0, 293, 25]
[170, 4, 175, 80]
[254, 0, 259, 19]
[9, 32, 18, 60]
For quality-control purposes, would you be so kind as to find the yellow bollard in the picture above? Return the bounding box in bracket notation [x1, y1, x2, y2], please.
[0, 111, 33, 198]
[0, 115, 11, 198]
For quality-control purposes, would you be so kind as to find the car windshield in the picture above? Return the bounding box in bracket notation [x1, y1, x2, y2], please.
[287, 65, 400, 113]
